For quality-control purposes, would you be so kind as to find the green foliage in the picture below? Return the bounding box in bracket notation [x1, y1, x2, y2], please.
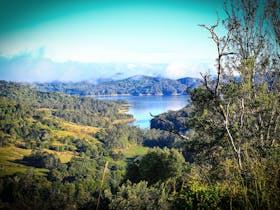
[176, 0, 280, 209]
[95, 123, 142, 149]
[0, 80, 132, 127]
[0, 80, 132, 209]
[126, 148, 186, 184]
[173, 184, 225, 210]
[23, 151, 61, 170]
[151, 107, 190, 134]
[109, 181, 170, 210]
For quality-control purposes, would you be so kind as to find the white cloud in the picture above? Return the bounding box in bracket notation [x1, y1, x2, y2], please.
[165, 61, 216, 79]
[0, 49, 217, 82]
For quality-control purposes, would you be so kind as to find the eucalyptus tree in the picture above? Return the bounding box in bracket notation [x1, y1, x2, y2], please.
[184, 0, 280, 208]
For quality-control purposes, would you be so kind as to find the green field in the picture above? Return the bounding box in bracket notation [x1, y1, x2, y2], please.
[121, 145, 149, 159]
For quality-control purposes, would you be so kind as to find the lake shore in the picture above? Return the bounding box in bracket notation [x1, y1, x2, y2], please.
[91, 93, 186, 97]
[98, 95, 188, 129]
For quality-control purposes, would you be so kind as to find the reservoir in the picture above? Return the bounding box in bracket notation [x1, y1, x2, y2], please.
[97, 95, 189, 129]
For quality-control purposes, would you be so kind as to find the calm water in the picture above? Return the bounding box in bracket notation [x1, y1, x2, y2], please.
[97, 95, 189, 129]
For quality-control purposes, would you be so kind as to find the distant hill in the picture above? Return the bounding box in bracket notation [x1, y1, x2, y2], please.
[31, 75, 201, 96]
[177, 77, 202, 90]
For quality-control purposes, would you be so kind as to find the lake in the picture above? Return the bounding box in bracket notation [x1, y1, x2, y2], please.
[97, 95, 189, 129]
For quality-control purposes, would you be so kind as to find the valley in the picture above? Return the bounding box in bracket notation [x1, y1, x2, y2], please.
[0, 80, 186, 209]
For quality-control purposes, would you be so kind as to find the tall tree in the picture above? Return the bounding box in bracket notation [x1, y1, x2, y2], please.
[185, 0, 280, 207]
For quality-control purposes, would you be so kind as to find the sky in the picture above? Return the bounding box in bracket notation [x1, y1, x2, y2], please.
[0, 0, 226, 82]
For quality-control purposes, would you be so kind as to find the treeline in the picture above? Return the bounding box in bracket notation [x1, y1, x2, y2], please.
[95, 124, 182, 150]
[32, 76, 201, 96]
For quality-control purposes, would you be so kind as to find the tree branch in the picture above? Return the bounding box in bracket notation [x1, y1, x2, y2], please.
[221, 102, 242, 170]
[199, 20, 237, 97]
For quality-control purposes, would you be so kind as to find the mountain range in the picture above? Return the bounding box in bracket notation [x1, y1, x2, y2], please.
[31, 75, 202, 96]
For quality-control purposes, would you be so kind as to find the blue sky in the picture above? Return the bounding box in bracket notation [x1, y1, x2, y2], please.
[0, 0, 226, 82]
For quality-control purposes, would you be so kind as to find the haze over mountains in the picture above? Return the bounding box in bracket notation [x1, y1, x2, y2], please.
[0, 54, 213, 83]
[32, 75, 201, 96]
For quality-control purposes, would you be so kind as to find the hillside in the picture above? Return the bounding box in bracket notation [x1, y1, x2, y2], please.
[0, 80, 185, 209]
[31, 75, 201, 96]
[150, 106, 191, 134]
[0, 81, 144, 174]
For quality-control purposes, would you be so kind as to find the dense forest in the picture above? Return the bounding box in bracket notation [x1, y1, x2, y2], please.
[31, 76, 201, 96]
[1, 0, 280, 209]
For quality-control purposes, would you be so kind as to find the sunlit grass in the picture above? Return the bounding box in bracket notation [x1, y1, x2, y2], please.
[42, 149, 74, 163]
[50, 118, 100, 143]
[113, 118, 135, 124]
[36, 108, 52, 115]
[0, 146, 32, 160]
[51, 141, 66, 146]
[121, 145, 149, 159]
[0, 146, 48, 177]
[118, 104, 131, 114]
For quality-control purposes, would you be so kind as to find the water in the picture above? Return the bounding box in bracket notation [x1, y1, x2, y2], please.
[96, 95, 189, 129]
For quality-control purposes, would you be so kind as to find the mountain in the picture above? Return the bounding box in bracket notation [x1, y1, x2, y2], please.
[31, 75, 202, 96]
[177, 77, 202, 90]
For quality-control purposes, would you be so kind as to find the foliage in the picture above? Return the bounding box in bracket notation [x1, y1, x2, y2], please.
[151, 106, 190, 134]
[126, 148, 186, 184]
[143, 128, 184, 148]
[0, 80, 132, 127]
[22, 151, 61, 169]
[95, 123, 142, 149]
[109, 181, 170, 210]
[179, 0, 280, 209]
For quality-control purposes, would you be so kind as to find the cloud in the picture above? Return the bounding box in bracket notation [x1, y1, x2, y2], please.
[0, 49, 214, 82]
[164, 61, 215, 79]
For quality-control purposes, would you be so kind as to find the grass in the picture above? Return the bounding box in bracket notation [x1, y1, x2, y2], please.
[0, 114, 101, 176]
[118, 104, 132, 114]
[50, 118, 100, 143]
[112, 145, 149, 167]
[42, 149, 74, 163]
[0, 145, 73, 177]
[121, 145, 149, 159]
[52, 141, 66, 146]
[36, 108, 52, 115]
[113, 118, 135, 124]
[0, 146, 48, 177]
[0, 105, 139, 177]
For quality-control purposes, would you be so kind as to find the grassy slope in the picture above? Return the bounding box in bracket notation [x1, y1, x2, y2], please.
[0, 109, 102, 177]
[0, 146, 48, 177]
[50, 117, 100, 143]
[121, 145, 149, 159]
[1, 104, 150, 177]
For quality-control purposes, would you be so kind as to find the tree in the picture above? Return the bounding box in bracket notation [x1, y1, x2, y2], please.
[109, 181, 170, 210]
[184, 0, 280, 208]
[23, 152, 61, 169]
[126, 148, 186, 184]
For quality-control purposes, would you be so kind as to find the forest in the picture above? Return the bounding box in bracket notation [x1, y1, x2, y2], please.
[0, 0, 280, 209]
